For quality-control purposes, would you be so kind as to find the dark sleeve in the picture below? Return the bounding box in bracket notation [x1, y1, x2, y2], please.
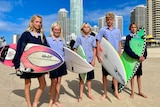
[12, 32, 29, 69]
[42, 34, 49, 47]
[124, 35, 140, 59]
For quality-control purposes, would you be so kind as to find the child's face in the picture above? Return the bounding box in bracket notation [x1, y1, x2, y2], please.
[130, 24, 137, 34]
[106, 17, 114, 27]
[82, 24, 91, 34]
[32, 17, 42, 31]
[52, 26, 61, 37]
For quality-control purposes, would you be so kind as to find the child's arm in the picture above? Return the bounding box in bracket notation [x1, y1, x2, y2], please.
[91, 48, 96, 67]
[96, 40, 102, 63]
[124, 35, 139, 60]
[118, 41, 122, 56]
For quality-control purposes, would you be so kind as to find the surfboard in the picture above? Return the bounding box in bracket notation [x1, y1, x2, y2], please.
[100, 37, 127, 85]
[77, 45, 87, 83]
[0, 43, 64, 73]
[64, 46, 94, 74]
[0, 44, 16, 67]
[117, 28, 146, 91]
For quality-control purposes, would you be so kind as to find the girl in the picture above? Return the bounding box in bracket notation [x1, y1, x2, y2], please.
[47, 22, 67, 107]
[12, 15, 48, 107]
[73, 23, 96, 102]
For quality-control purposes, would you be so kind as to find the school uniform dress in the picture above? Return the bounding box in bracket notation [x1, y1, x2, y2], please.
[12, 31, 48, 79]
[124, 33, 147, 76]
[46, 36, 67, 78]
[73, 35, 97, 80]
[96, 26, 122, 76]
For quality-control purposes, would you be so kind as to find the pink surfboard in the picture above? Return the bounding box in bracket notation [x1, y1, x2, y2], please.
[0, 43, 64, 73]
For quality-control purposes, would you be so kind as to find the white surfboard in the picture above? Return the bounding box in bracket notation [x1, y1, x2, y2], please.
[64, 46, 94, 74]
[100, 37, 127, 85]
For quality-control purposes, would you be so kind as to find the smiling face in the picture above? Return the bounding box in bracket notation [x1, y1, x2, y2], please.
[52, 25, 61, 38]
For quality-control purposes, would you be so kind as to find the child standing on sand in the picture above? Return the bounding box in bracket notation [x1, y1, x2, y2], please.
[73, 23, 97, 102]
[124, 22, 147, 98]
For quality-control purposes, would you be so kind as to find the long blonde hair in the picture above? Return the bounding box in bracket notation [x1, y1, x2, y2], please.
[50, 22, 64, 40]
[26, 15, 44, 43]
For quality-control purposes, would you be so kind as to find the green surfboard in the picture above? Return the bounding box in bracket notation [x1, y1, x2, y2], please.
[117, 28, 146, 91]
[77, 45, 87, 83]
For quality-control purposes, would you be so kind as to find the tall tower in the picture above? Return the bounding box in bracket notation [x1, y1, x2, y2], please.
[57, 8, 70, 42]
[114, 15, 123, 36]
[70, 0, 83, 36]
[12, 34, 20, 44]
[147, 0, 160, 37]
[98, 16, 106, 29]
[130, 5, 146, 30]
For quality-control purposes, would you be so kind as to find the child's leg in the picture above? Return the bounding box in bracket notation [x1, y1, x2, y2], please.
[137, 76, 147, 98]
[113, 78, 121, 100]
[54, 77, 62, 107]
[48, 79, 56, 107]
[101, 75, 107, 100]
[78, 79, 84, 102]
[130, 77, 135, 98]
[24, 79, 32, 107]
[33, 75, 46, 107]
[87, 80, 95, 100]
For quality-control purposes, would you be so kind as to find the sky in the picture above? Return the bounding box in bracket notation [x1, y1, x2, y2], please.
[0, 0, 146, 44]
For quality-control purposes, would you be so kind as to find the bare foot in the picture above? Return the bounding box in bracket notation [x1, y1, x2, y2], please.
[114, 92, 121, 100]
[77, 96, 82, 102]
[100, 94, 107, 100]
[130, 94, 134, 99]
[138, 92, 147, 98]
[32, 102, 38, 107]
[47, 100, 54, 107]
[54, 101, 62, 107]
[88, 95, 95, 100]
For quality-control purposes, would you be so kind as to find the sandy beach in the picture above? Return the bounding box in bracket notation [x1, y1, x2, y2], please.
[0, 47, 160, 107]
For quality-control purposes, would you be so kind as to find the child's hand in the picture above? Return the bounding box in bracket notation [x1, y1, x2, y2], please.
[139, 56, 145, 62]
[91, 61, 95, 67]
[97, 55, 102, 63]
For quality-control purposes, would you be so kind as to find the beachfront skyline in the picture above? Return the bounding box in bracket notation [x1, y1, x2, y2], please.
[0, 0, 146, 44]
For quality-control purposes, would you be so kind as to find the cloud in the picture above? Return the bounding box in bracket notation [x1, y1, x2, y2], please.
[84, 6, 134, 26]
[42, 14, 58, 35]
[0, 1, 13, 12]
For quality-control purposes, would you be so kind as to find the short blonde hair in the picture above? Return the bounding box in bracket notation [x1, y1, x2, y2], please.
[81, 22, 92, 34]
[105, 12, 115, 19]
[50, 22, 64, 40]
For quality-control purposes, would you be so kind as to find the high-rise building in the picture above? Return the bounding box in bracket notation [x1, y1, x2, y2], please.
[98, 16, 106, 29]
[12, 34, 20, 44]
[57, 8, 70, 43]
[70, 0, 83, 37]
[130, 5, 146, 31]
[147, 0, 160, 37]
[92, 25, 99, 33]
[114, 15, 123, 36]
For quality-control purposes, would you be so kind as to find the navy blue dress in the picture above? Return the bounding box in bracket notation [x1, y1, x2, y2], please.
[12, 31, 48, 79]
